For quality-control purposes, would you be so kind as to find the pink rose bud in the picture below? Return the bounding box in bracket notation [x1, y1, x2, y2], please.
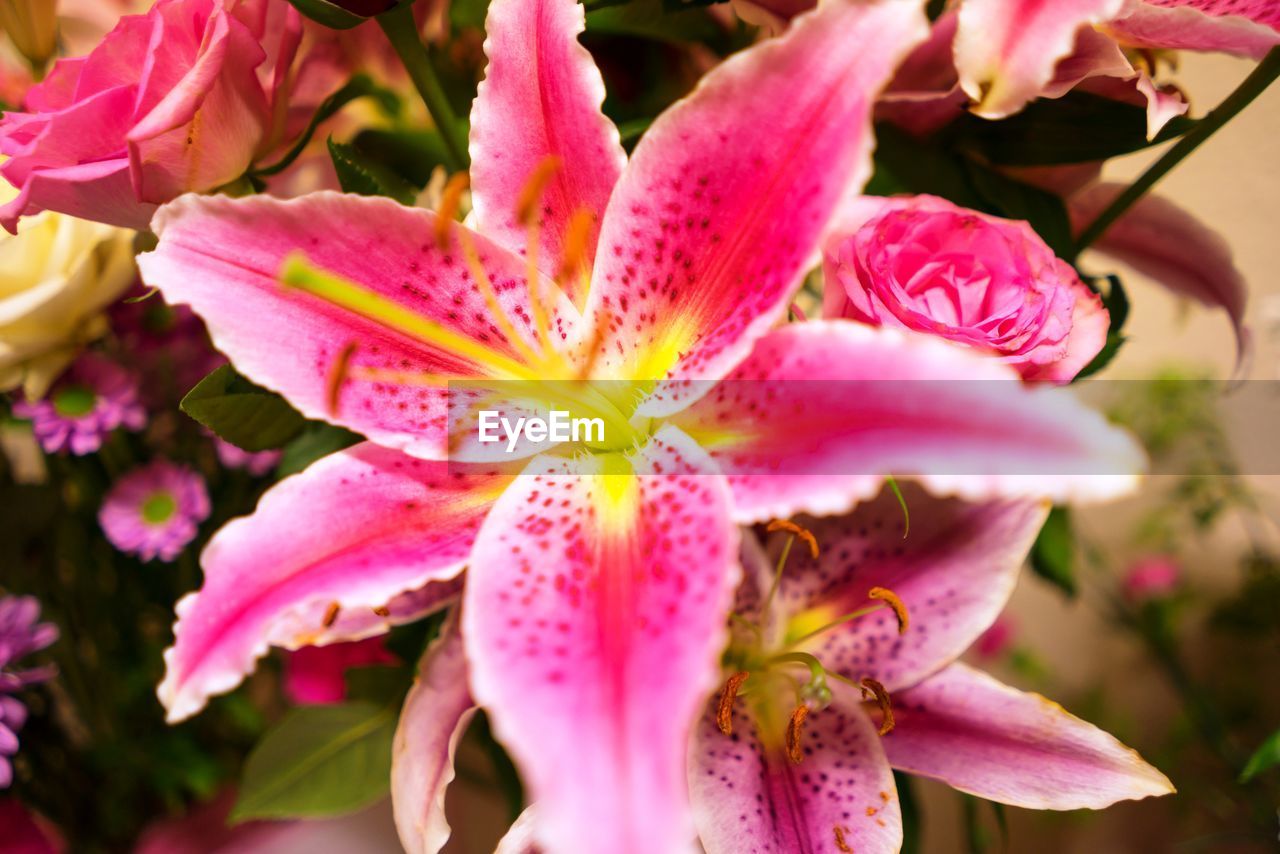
[0, 0, 307, 233]
[1122, 555, 1181, 604]
[824, 194, 1109, 383]
[283, 637, 398, 705]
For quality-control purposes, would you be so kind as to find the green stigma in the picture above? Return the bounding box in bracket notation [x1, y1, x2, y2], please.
[52, 385, 97, 418]
[141, 492, 177, 525]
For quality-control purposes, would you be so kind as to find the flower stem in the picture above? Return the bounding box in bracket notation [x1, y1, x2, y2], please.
[376, 2, 469, 173]
[1074, 46, 1280, 255]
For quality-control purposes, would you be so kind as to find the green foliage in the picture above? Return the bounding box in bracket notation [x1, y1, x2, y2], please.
[1030, 507, 1077, 597]
[276, 424, 363, 478]
[953, 90, 1197, 166]
[327, 137, 417, 203]
[254, 76, 400, 178]
[1240, 728, 1280, 783]
[1074, 274, 1129, 379]
[285, 0, 382, 29]
[232, 702, 397, 822]
[180, 365, 306, 452]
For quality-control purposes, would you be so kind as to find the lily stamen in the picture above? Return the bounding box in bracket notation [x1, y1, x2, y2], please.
[434, 172, 470, 250]
[859, 677, 894, 735]
[759, 520, 820, 621]
[716, 671, 750, 735]
[455, 230, 546, 368]
[766, 519, 820, 558]
[785, 704, 809, 764]
[280, 253, 539, 381]
[558, 208, 595, 298]
[514, 157, 564, 360]
[867, 586, 910, 634]
[322, 601, 340, 628]
[326, 341, 358, 415]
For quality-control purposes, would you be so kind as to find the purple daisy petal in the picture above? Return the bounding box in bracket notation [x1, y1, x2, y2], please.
[0, 595, 57, 789]
[12, 354, 147, 456]
[98, 461, 211, 563]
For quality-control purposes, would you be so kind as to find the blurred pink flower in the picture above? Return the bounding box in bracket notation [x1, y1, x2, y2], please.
[1123, 555, 1181, 603]
[283, 637, 398, 705]
[0, 595, 58, 790]
[213, 438, 281, 477]
[825, 195, 1109, 383]
[975, 614, 1017, 659]
[12, 355, 146, 455]
[0, 0, 314, 232]
[98, 460, 210, 562]
[0, 798, 62, 853]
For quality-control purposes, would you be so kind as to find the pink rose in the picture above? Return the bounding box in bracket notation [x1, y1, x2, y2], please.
[824, 194, 1108, 382]
[0, 0, 306, 233]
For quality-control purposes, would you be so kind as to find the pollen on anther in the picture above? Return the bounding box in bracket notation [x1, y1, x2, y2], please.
[833, 825, 853, 852]
[716, 671, 749, 735]
[322, 601, 340, 628]
[868, 586, 909, 634]
[859, 677, 895, 736]
[766, 519, 819, 558]
[785, 704, 809, 764]
[326, 341, 359, 415]
[435, 172, 470, 250]
[372, 605, 391, 618]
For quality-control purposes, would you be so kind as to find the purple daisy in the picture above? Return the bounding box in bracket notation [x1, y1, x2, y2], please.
[12, 355, 146, 456]
[0, 595, 58, 789]
[98, 461, 211, 563]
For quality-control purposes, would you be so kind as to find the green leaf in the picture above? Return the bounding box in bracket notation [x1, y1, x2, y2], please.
[180, 365, 306, 452]
[1030, 507, 1077, 597]
[327, 137, 416, 203]
[872, 124, 986, 209]
[276, 424, 362, 478]
[964, 162, 1074, 260]
[1240, 728, 1280, 782]
[586, 0, 723, 44]
[255, 75, 399, 177]
[894, 771, 922, 854]
[954, 90, 1197, 166]
[231, 702, 396, 822]
[286, 0, 376, 29]
[350, 128, 452, 188]
[1074, 274, 1129, 379]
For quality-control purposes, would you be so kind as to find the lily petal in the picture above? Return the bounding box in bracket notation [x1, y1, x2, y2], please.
[159, 442, 511, 722]
[464, 425, 740, 854]
[139, 192, 579, 460]
[495, 808, 542, 853]
[1105, 0, 1280, 59]
[690, 680, 901, 854]
[469, 0, 626, 300]
[955, 0, 1127, 119]
[1069, 182, 1249, 368]
[583, 0, 929, 394]
[883, 663, 1175, 808]
[771, 484, 1048, 692]
[392, 617, 477, 854]
[671, 322, 1143, 523]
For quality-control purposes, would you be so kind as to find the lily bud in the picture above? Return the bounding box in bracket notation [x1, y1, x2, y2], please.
[0, 0, 57, 70]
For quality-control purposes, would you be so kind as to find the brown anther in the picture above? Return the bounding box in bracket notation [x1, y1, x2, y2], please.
[868, 586, 909, 634]
[715, 671, 750, 735]
[321, 601, 340, 628]
[557, 208, 595, 284]
[766, 519, 819, 558]
[434, 172, 470, 250]
[514, 156, 562, 226]
[372, 605, 391, 618]
[785, 704, 809, 764]
[859, 677, 894, 735]
[326, 341, 359, 415]
[833, 825, 853, 852]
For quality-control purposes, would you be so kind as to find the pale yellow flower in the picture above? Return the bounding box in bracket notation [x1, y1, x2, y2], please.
[0, 187, 136, 398]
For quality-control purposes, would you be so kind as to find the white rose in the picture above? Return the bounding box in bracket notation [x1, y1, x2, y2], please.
[0, 191, 136, 398]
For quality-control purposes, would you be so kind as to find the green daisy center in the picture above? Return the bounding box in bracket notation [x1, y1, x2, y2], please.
[52, 385, 97, 418]
[141, 491, 178, 525]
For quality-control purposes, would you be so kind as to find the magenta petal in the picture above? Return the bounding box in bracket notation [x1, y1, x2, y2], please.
[469, 0, 625, 300]
[158, 443, 511, 722]
[1070, 182, 1249, 369]
[690, 681, 901, 854]
[139, 192, 580, 460]
[672, 322, 1143, 523]
[463, 426, 740, 854]
[955, 0, 1128, 119]
[771, 485, 1048, 692]
[884, 663, 1175, 808]
[392, 619, 476, 854]
[583, 0, 929, 390]
[1105, 0, 1280, 59]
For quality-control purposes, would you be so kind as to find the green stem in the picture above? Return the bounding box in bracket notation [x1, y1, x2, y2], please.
[1074, 46, 1280, 255]
[376, 3, 469, 173]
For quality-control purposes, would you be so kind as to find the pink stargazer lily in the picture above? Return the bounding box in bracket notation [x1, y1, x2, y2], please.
[138, 0, 1143, 850]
